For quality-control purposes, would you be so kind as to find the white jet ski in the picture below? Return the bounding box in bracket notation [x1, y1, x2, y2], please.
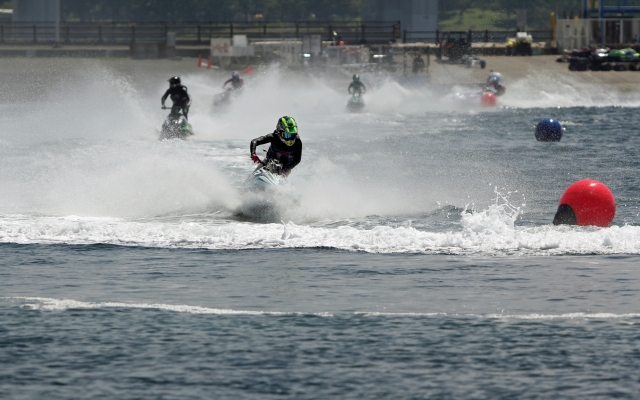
[237, 159, 299, 222]
[244, 159, 289, 192]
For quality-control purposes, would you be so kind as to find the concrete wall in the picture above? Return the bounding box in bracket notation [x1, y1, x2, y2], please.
[363, 0, 438, 32]
[13, 0, 59, 23]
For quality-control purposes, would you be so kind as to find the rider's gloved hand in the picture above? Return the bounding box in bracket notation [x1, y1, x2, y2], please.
[251, 153, 261, 163]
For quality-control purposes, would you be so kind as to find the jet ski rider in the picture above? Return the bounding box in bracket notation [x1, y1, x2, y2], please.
[348, 74, 366, 95]
[484, 72, 506, 97]
[161, 76, 191, 119]
[250, 116, 301, 177]
[223, 71, 244, 90]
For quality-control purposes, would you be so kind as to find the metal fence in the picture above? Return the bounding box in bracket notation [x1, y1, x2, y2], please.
[403, 30, 553, 44]
[0, 21, 401, 45]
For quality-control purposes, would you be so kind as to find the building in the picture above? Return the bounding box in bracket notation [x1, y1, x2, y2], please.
[362, 0, 438, 32]
[555, 0, 640, 50]
[13, 0, 59, 23]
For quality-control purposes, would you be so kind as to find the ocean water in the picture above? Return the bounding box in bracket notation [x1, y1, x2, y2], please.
[2, 59, 640, 398]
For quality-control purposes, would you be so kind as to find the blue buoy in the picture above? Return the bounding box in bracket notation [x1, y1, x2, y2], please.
[535, 118, 563, 142]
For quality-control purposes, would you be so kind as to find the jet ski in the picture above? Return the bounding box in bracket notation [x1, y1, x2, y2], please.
[213, 87, 242, 108]
[213, 88, 232, 107]
[160, 106, 193, 140]
[237, 159, 299, 222]
[346, 92, 365, 112]
[452, 91, 497, 107]
[244, 159, 289, 192]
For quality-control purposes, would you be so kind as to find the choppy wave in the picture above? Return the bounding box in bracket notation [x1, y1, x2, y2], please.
[501, 71, 640, 108]
[9, 297, 300, 316]
[3, 60, 640, 257]
[0, 203, 639, 255]
[358, 311, 640, 320]
[6, 297, 640, 321]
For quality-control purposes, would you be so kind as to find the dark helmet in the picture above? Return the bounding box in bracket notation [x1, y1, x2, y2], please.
[276, 116, 298, 146]
[232, 71, 239, 78]
[168, 76, 181, 86]
[353, 74, 360, 82]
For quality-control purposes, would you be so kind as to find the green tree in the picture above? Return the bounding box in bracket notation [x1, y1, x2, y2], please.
[58, 0, 365, 22]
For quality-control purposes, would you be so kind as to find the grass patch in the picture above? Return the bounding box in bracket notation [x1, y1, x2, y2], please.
[439, 8, 516, 31]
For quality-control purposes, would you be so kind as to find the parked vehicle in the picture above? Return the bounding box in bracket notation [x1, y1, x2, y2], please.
[565, 47, 640, 71]
[505, 32, 533, 56]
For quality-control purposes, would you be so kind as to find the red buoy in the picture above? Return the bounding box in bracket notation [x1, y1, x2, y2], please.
[553, 180, 616, 227]
[480, 92, 497, 107]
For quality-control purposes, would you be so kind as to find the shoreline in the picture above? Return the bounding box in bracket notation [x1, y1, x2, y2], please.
[427, 55, 640, 90]
[3, 54, 640, 93]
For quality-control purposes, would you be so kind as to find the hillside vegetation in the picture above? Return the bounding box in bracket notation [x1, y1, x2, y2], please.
[21, 0, 616, 31]
[58, 0, 364, 22]
[441, 0, 585, 31]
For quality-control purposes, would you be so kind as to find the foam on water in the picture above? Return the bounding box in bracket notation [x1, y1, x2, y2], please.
[3, 60, 640, 256]
[502, 71, 640, 108]
[1, 202, 639, 255]
[325, 71, 640, 112]
[9, 297, 301, 316]
[5, 66, 154, 145]
[6, 297, 640, 321]
[0, 139, 241, 217]
[0, 63, 469, 221]
[359, 311, 640, 320]
[5, 61, 640, 399]
[179, 66, 348, 143]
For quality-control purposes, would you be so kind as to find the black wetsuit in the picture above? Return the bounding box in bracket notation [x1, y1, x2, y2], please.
[250, 131, 302, 171]
[348, 81, 366, 95]
[161, 85, 191, 118]
[224, 77, 244, 90]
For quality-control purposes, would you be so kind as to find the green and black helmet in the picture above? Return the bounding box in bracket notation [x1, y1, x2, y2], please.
[353, 74, 360, 82]
[276, 116, 298, 146]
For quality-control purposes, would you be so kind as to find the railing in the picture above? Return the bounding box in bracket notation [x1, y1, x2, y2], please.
[0, 21, 401, 45]
[403, 30, 553, 44]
